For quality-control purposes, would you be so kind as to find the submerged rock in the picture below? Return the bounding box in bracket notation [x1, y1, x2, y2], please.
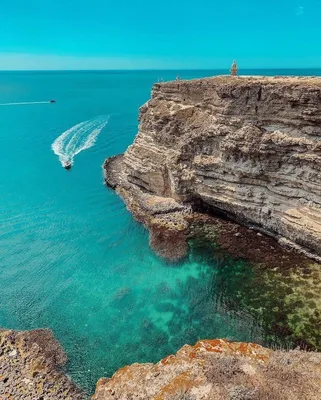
[0, 328, 83, 399]
[92, 338, 321, 400]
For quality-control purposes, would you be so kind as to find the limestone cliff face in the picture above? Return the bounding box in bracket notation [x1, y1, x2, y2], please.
[107, 76, 321, 260]
[92, 338, 321, 400]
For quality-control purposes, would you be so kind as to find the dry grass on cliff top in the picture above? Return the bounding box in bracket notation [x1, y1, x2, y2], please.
[205, 349, 321, 400]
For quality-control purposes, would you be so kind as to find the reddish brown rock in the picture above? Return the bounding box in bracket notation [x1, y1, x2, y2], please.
[92, 338, 321, 400]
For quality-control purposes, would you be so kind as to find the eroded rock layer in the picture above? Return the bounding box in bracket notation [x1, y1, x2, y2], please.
[92, 338, 321, 400]
[105, 76, 321, 260]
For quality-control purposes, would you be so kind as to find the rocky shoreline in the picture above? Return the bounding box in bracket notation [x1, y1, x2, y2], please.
[2, 328, 320, 399]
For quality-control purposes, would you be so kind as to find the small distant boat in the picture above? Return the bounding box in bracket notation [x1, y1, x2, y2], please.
[50, 100, 56, 103]
[64, 161, 72, 170]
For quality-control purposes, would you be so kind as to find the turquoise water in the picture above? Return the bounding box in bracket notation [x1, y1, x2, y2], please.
[1, 69, 320, 395]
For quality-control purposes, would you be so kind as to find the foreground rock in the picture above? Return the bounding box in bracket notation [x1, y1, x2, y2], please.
[104, 76, 321, 262]
[0, 329, 83, 399]
[92, 338, 321, 400]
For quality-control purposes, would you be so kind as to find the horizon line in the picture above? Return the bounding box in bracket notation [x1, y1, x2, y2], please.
[1, 67, 321, 72]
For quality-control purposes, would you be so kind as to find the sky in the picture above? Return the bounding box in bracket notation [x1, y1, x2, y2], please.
[1, 0, 321, 70]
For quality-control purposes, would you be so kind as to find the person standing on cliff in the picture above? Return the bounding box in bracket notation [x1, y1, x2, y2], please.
[230, 60, 238, 76]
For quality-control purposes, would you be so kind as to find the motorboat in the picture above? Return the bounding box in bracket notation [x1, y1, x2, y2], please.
[50, 100, 56, 103]
[64, 161, 72, 170]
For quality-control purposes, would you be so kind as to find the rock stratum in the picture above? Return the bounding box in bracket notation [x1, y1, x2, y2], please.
[105, 76, 321, 261]
[92, 338, 321, 400]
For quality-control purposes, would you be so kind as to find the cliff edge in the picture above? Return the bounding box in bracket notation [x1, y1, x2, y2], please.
[104, 76, 321, 261]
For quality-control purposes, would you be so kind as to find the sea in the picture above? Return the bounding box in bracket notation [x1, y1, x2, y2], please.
[0, 69, 320, 395]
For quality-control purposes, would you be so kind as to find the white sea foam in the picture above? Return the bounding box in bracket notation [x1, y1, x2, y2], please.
[51, 116, 109, 165]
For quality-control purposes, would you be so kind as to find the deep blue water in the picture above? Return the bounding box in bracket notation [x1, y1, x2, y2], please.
[1, 69, 320, 395]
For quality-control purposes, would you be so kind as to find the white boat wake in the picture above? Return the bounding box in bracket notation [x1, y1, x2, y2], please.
[0, 101, 51, 106]
[51, 116, 109, 166]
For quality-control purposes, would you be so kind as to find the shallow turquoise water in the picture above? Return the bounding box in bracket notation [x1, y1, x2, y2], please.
[1, 69, 320, 394]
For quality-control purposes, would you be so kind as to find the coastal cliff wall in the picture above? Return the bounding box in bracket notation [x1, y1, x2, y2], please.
[106, 76, 321, 259]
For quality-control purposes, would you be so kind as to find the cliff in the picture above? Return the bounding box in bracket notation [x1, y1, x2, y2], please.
[104, 76, 321, 261]
[92, 338, 321, 400]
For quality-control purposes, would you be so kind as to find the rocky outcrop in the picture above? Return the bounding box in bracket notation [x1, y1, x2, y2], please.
[92, 338, 321, 400]
[104, 76, 321, 261]
[0, 328, 83, 399]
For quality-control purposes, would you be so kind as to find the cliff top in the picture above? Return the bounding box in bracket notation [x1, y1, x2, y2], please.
[159, 75, 321, 87]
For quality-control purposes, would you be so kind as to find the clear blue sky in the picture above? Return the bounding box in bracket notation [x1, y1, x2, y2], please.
[1, 0, 321, 70]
